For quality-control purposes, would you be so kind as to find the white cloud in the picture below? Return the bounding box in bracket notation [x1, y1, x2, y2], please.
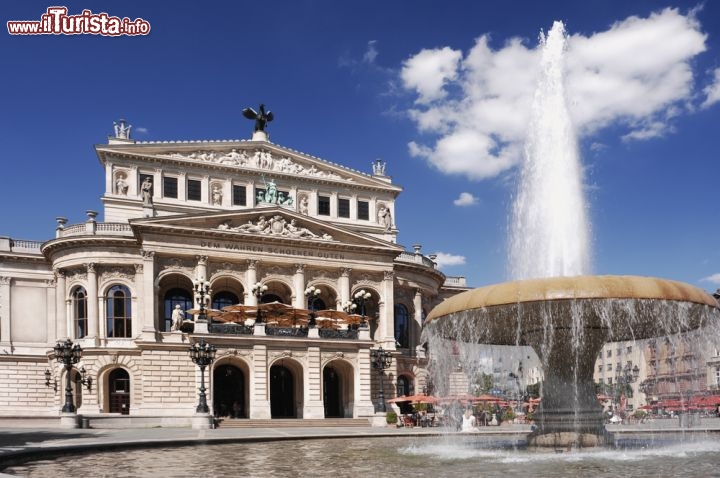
[433, 252, 466, 268]
[400, 47, 462, 104]
[363, 40, 378, 64]
[700, 273, 720, 285]
[135, 127, 148, 134]
[701, 68, 720, 108]
[453, 192, 478, 206]
[400, 8, 708, 181]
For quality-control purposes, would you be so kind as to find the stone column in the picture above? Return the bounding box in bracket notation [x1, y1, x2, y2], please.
[86, 263, 99, 344]
[380, 271, 395, 349]
[140, 251, 157, 340]
[246, 260, 258, 306]
[0, 277, 10, 345]
[250, 344, 271, 419]
[133, 264, 143, 337]
[293, 264, 305, 309]
[55, 269, 68, 341]
[412, 288, 423, 352]
[338, 268, 351, 307]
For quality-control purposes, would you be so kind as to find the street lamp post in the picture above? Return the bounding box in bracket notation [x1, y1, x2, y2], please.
[193, 277, 211, 323]
[614, 363, 640, 412]
[251, 282, 268, 324]
[370, 347, 392, 413]
[53, 339, 83, 413]
[353, 289, 371, 327]
[304, 285, 321, 327]
[189, 338, 217, 414]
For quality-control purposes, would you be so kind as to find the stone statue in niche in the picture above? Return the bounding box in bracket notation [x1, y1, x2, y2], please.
[211, 185, 223, 205]
[299, 195, 309, 215]
[141, 177, 153, 206]
[115, 173, 129, 195]
[378, 205, 392, 231]
[171, 305, 184, 331]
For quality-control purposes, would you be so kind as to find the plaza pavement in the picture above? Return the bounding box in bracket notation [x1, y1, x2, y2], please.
[1, 418, 719, 475]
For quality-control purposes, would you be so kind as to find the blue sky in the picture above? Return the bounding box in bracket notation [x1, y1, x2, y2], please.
[3, 1, 720, 291]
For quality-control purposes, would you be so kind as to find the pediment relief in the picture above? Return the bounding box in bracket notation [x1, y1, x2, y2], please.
[132, 208, 404, 251]
[164, 148, 348, 181]
[217, 214, 334, 241]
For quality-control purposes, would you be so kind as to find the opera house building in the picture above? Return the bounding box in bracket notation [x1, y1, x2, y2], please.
[0, 118, 467, 427]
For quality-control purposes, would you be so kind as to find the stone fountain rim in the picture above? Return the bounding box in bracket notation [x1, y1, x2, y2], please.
[426, 275, 719, 323]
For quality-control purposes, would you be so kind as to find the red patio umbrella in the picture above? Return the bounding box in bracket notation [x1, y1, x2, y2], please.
[387, 393, 438, 404]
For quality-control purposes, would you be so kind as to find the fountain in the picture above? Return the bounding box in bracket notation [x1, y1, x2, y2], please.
[424, 21, 720, 448]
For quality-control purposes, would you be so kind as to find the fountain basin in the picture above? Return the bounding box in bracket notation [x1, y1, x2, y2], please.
[424, 275, 720, 448]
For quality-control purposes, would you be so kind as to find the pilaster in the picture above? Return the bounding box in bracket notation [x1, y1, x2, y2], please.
[0, 277, 10, 345]
[55, 269, 68, 341]
[250, 344, 271, 419]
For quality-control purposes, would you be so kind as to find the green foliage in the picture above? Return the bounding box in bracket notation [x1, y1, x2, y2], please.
[526, 382, 541, 399]
[386, 410, 398, 425]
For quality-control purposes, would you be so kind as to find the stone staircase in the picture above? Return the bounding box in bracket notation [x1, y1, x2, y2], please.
[217, 418, 371, 428]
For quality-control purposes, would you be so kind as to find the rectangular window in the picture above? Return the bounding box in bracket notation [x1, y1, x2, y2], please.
[357, 200, 369, 220]
[318, 195, 330, 216]
[607, 378, 613, 385]
[233, 185, 247, 206]
[606, 364, 612, 371]
[338, 198, 350, 218]
[607, 350, 612, 358]
[627, 346, 632, 354]
[163, 176, 178, 199]
[188, 179, 202, 201]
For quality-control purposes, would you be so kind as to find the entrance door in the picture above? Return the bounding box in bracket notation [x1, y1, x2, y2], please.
[323, 366, 343, 418]
[270, 364, 295, 418]
[109, 368, 130, 415]
[213, 364, 245, 418]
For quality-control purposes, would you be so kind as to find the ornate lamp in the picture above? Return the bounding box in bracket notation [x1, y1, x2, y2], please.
[354, 290, 372, 327]
[53, 339, 82, 413]
[189, 338, 217, 413]
[251, 282, 268, 324]
[305, 285, 321, 327]
[193, 277, 212, 323]
[370, 347, 392, 412]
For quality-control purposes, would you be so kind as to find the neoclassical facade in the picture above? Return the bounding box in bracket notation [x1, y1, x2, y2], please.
[0, 120, 467, 426]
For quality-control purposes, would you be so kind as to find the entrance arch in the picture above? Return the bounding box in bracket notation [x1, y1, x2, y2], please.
[323, 366, 342, 417]
[270, 362, 301, 418]
[213, 364, 246, 418]
[108, 368, 130, 415]
[323, 360, 354, 418]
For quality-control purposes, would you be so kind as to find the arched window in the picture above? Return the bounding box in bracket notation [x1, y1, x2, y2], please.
[72, 286, 87, 339]
[106, 285, 131, 338]
[163, 288, 193, 332]
[306, 297, 327, 311]
[394, 304, 409, 348]
[397, 375, 411, 397]
[212, 290, 240, 311]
